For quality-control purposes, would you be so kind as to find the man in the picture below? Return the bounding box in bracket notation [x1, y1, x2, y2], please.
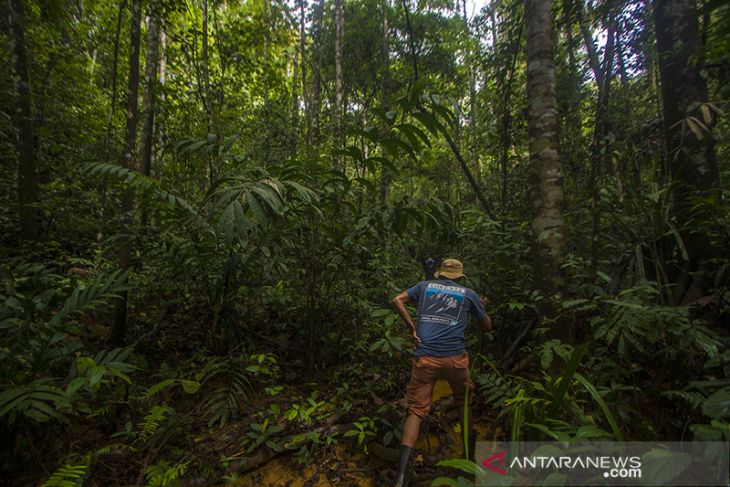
[391, 258, 491, 487]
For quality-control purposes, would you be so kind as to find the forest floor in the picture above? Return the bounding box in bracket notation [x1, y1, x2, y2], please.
[192, 378, 497, 486]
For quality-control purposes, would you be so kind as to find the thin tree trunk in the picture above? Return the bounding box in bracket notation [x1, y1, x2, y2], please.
[590, 18, 615, 279]
[654, 0, 721, 303]
[498, 25, 521, 212]
[202, 0, 214, 184]
[312, 0, 324, 146]
[112, 0, 142, 347]
[299, 0, 312, 152]
[461, 0, 480, 186]
[334, 0, 344, 162]
[139, 7, 161, 226]
[379, 0, 392, 206]
[291, 52, 299, 158]
[140, 10, 161, 179]
[8, 0, 38, 242]
[524, 0, 568, 320]
[105, 0, 128, 152]
[156, 24, 167, 166]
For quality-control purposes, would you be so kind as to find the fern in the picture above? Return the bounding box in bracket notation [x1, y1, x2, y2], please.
[42, 464, 87, 487]
[143, 378, 200, 400]
[139, 404, 175, 443]
[145, 460, 189, 487]
[0, 380, 70, 425]
[49, 269, 130, 326]
[95, 442, 137, 456]
[662, 390, 706, 409]
[85, 162, 198, 216]
[200, 356, 255, 427]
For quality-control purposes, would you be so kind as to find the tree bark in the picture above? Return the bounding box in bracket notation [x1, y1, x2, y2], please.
[112, 0, 142, 346]
[524, 0, 568, 318]
[461, 0, 480, 186]
[586, 12, 616, 280]
[140, 9, 161, 179]
[7, 0, 39, 242]
[654, 0, 721, 303]
[334, 0, 344, 161]
[139, 7, 161, 227]
[156, 24, 167, 166]
[379, 0, 392, 206]
[299, 0, 312, 152]
[202, 0, 215, 183]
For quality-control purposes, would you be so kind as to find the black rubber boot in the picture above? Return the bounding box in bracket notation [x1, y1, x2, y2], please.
[463, 430, 477, 462]
[394, 445, 415, 487]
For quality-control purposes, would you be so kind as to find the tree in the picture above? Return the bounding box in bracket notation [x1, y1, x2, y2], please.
[7, 0, 39, 242]
[112, 0, 143, 346]
[524, 0, 568, 318]
[654, 0, 722, 303]
[334, 0, 344, 160]
[140, 6, 162, 180]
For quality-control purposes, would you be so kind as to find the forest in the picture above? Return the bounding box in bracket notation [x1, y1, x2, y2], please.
[1, 0, 729, 485]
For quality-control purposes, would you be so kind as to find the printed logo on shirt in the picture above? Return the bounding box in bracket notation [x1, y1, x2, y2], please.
[422, 283, 466, 325]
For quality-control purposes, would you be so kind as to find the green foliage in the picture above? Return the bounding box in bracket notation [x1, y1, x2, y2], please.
[201, 353, 279, 427]
[145, 460, 188, 487]
[0, 380, 70, 425]
[42, 464, 88, 487]
[240, 418, 285, 453]
[342, 416, 377, 446]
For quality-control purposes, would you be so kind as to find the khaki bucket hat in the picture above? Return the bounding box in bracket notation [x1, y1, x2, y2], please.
[434, 259, 466, 280]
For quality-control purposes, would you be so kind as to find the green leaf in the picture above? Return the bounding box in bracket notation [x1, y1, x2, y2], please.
[181, 380, 201, 394]
[703, 390, 730, 419]
[436, 458, 485, 476]
[574, 372, 623, 440]
[641, 448, 692, 485]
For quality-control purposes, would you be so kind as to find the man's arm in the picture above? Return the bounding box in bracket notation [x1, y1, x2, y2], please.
[477, 314, 492, 331]
[392, 291, 421, 344]
[477, 295, 492, 331]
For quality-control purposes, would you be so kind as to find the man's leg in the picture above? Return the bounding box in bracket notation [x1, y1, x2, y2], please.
[396, 358, 434, 486]
[401, 413, 423, 447]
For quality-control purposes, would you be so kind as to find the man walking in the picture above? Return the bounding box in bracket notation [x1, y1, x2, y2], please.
[391, 259, 491, 486]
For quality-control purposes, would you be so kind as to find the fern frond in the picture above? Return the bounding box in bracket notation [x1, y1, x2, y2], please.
[50, 270, 130, 326]
[0, 380, 69, 425]
[139, 404, 175, 443]
[42, 464, 87, 487]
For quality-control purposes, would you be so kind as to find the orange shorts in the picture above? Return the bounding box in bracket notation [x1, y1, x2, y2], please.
[405, 352, 474, 418]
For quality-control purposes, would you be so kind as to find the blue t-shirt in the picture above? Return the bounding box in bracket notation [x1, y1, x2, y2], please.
[407, 279, 487, 357]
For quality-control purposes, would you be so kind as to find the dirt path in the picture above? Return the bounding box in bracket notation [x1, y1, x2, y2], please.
[228, 379, 492, 486]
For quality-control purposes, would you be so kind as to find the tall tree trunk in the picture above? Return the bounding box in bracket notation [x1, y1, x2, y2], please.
[586, 11, 616, 280]
[262, 0, 269, 107]
[299, 0, 312, 152]
[334, 0, 344, 162]
[379, 0, 392, 206]
[498, 23, 521, 212]
[524, 0, 568, 320]
[8, 0, 39, 242]
[139, 7, 161, 226]
[291, 51, 299, 158]
[202, 0, 214, 183]
[112, 0, 142, 347]
[140, 10, 161, 179]
[461, 0, 480, 186]
[654, 0, 721, 303]
[99, 0, 128, 243]
[156, 24, 167, 166]
[312, 0, 324, 146]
